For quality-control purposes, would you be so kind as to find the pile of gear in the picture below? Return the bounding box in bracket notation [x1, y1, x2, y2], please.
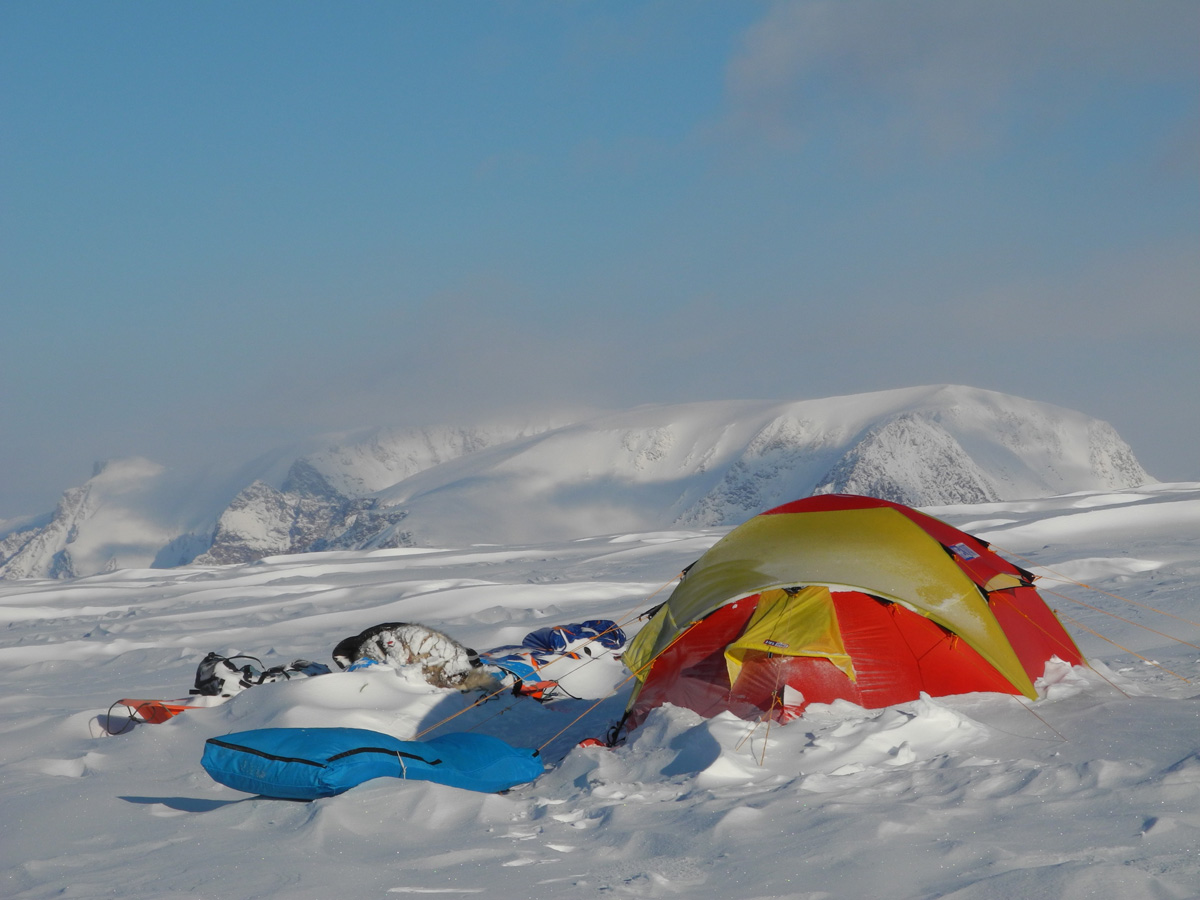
[183, 622, 505, 701]
[126, 619, 627, 706]
[330, 622, 501, 692]
[104, 620, 611, 796]
[479, 620, 627, 700]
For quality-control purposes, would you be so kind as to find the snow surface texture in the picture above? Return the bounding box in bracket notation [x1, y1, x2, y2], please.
[1, 483, 1199, 898]
[0, 386, 1152, 579]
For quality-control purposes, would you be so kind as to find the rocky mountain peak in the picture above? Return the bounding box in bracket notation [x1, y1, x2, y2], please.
[0, 387, 1156, 578]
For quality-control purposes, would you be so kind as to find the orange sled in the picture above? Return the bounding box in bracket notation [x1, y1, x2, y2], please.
[119, 698, 199, 723]
[109, 698, 201, 727]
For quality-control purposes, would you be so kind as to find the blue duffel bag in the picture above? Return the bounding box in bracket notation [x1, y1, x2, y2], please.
[201, 727, 543, 799]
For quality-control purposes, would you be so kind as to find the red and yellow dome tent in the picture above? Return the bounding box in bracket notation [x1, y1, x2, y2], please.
[621, 494, 1084, 729]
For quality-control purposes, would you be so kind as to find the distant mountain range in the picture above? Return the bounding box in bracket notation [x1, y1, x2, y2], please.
[0, 386, 1153, 579]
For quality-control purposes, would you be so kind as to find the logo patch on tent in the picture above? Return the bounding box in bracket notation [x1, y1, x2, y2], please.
[763, 639, 789, 649]
[949, 542, 979, 561]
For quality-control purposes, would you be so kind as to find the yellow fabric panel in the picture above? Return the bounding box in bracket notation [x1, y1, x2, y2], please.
[623, 603, 669, 682]
[984, 572, 1024, 592]
[631, 507, 1035, 699]
[724, 587, 855, 685]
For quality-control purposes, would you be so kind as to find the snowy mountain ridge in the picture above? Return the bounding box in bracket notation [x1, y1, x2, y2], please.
[0, 386, 1152, 578]
[0, 458, 173, 579]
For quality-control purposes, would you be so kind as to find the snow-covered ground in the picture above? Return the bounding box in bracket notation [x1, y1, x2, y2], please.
[2, 484, 1199, 899]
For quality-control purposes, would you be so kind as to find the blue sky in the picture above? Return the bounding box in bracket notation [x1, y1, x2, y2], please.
[2, 0, 1197, 516]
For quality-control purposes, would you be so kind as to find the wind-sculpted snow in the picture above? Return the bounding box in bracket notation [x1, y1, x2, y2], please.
[0, 484, 1197, 898]
[0, 386, 1154, 577]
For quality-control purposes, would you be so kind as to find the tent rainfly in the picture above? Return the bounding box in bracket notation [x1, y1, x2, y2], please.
[621, 494, 1084, 729]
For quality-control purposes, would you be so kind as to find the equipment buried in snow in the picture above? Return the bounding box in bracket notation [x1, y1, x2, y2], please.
[331, 622, 500, 692]
[102, 618, 626, 735]
[190, 653, 332, 697]
[480, 619, 627, 700]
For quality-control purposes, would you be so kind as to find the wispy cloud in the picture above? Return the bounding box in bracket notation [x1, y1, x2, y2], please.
[719, 0, 1198, 157]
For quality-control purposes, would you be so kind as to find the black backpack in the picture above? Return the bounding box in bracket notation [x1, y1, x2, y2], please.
[191, 652, 332, 696]
[190, 653, 263, 697]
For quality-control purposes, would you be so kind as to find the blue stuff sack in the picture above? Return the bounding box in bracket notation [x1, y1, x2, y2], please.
[201, 727, 543, 799]
[481, 619, 630, 683]
[522, 619, 626, 655]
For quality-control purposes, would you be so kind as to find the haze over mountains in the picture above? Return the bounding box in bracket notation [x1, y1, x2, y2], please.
[0, 386, 1153, 580]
